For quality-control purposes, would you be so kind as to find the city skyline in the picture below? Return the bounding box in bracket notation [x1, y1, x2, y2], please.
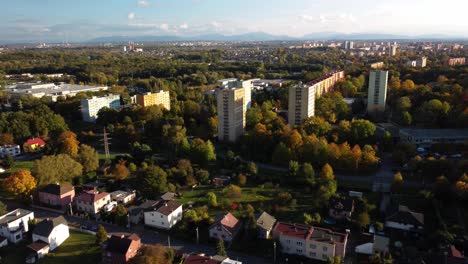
[1, 0, 468, 43]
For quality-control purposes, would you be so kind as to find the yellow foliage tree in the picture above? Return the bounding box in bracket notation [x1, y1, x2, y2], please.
[58, 131, 80, 156]
[3, 169, 37, 199]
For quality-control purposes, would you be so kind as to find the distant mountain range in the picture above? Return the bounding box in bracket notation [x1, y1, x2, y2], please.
[89, 31, 468, 43]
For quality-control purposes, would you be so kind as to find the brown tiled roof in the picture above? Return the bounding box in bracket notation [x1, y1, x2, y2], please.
[105, 233, 141, 255]
[75, 190, 109, 203]
[39, 184, 74, 196]
[211, 213, 240, 235]
[27, 242, 49, 252]
[147, 200, 182, 216]
[273, 222, 348, 244]
[33, 216, 68, 237]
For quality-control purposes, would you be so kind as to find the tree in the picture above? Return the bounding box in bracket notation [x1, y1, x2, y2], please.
[246, 162, 258, 176]
[320, 163, 335, 181]
[3, 154, 15, 169]
[195, 169, 210, 183]
[328, 256, 342, 264]
[189, 138, 216, 166]
[206, 192, 218, 207]
[112, 160, 130, 180]
[303, 212, 321, 225]
[223, 185, 242, 199]
[0, 201, 7, 215]
[33, 154, 83, 186]
[114, 205, 128, 226]
[357, 212, 371, 228]
[237, 174, 247, 186]
[57, 131, 80, 156]
[3, 169, 37, 199]
[95, 225, 108, 245]
[130, 244, 173, 264]
[304, 116, 332, 136]
[350, 119, 376, 142]
[393, 172, 404, 189]
[272, 142, 291, 166]
[0, 133, 14, 145]
[216, 239, 227, 256]
[78, 144, 99, 173]
[301, 163, 316, 187]
[138, 165, 168, 198]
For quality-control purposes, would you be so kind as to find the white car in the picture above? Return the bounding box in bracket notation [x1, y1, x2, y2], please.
[104, 201, 117, 212]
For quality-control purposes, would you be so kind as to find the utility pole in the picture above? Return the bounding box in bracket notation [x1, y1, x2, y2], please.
[102, 127, 111, 164]
[168, 235, 171, 249]
[273, 241, 276, 264]
[196, 227, 199, 245]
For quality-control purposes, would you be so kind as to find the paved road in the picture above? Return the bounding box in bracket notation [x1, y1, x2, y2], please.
[2, 200, 271, 264]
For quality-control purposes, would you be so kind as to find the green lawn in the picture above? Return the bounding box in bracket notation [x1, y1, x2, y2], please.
[11, 160, 35, 172]
[38, 231, 101, 264]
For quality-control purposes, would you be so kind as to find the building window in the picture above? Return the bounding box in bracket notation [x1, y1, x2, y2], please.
[310, 244, 316, 249]
[296, 241, 302, 246]
[296, 249, 302, 253]
[310, 252, 316, 257]
[286, 239, 291, 244]
[323, 247, 328, 251]
[323, 254, 328, 259]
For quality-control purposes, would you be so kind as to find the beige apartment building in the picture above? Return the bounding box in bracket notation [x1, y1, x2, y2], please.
[135, 91, 171, 110]
[217, 87, 247, 142]
[367, 71, 389, 113]
[273, 222, 348, 262]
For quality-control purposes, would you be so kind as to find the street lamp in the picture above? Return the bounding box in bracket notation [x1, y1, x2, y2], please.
[273, 241, 277, 264]
[127, 213, 130, 229]
[196, 227, 199, 245]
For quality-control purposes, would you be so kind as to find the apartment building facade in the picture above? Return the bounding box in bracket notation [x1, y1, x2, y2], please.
[288, 82, 315, 126]
[135, 90, 171, 110]
[81, 94, 121, 122]
[367, 71, 389, 113]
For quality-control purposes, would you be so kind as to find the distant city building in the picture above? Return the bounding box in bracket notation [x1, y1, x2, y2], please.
[389, 45, 397, 56]
[135, 91, 170, 110]
[367, 71, 389, 113]
[370, 62, 385, 69]
[406, 57, 427, 68]
[448, 57, 466, 66]
[344, 41, 354, 50]
[288, 71, 345, 126]
[216, 79, 253, 142]
[3, 82, 108, 102]
[81, 94, 121, 122]
[399, 128, 468, 147]
[288, 82, 315, 127]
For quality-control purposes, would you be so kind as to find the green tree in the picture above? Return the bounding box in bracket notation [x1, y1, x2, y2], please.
[301, 163, 316, 186]
[357, 212, 371, 228]
[303, 116, 331, 136]
[95, 225, 108, 245]
[114, 205, 128, 226]
[216, 239, 227, 256]
[138, 165, 168, 198]
[33, 154, 83, 186]
[0, 201, 7, 215]
[3, 154, 15, 169]
[78, 144, 99, 173]
[189, 138, 216, 166]
[206, 192, 218, 207]
[272, 142, 291, 166]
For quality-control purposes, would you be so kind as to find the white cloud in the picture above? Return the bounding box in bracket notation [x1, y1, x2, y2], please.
[179, 23, 189, 30]
[128, 12, 136, 20]
[211, 21, 221, 28]
[159, 23, 169, 31]
[137, 0, 150, 7]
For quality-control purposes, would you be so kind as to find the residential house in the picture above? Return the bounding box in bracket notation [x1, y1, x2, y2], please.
[272, 222, 348, 262]
[209, 213, 241, 242]
[183, 254, 242, 264]
[74, 190, 111, 215]
[328, 197, 354, 220]
[0, 236, 7, 248]
[32, 216, 69, 251]
[128, 200, 159, 225]
[110, 190, 136, 204]
[355, 235, 390, 256]
[38, 183, 75, 208]
[256, 211, 276, 239]
[26, 242, 50, 263]
[23, 138, 46, 153]
[0, 209, 34, 243]
[0, 144, 21, 158]
[102, 233, 141, 264]
[143, 200, 183, 229]
[385, 205, 424, 232]
[212, 176, 231, 187]
[159, 192, 176, 201]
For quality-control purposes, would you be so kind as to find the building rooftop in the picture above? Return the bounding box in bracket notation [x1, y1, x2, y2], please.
[0, 209, 33, 225]
[256, 211, 276, 231]
[386, 205, 424, 226]
[74, 190, 109, 203]
[274, 222, 348, 243]
[33, 216, 68, 237]
[146, 200, 182, 216]
[5, 83, 108, 97]
[400, 128, 468, 139]
[39, 183, 74, 196]
[105, 233, 140, 255]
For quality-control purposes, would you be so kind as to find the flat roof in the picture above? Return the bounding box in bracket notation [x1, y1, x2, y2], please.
[4, 83, 108, 96]
[0, 209, 33, 225]
[400, 128, 468, 139]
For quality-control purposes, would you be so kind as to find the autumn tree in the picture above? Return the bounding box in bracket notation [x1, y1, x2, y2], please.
[0, 201, 7, 215]
[304, 116, 332, 136]
[130, 244, 173, 264]
[206, 192, 218, 207]
[112, 160, 130, 180]
[57, 131, 80, 156]
[3, 169, 37, 199]
[78, 144, 99, 173]
[0, 133, 14, 145]
[33, 154, 83, 186]
[95, 225, 108, 245]
[216, 239, 227, 256]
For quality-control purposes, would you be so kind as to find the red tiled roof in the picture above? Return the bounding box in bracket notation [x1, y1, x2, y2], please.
[451, 245, 463, 258]
[25, 138, 46, 146]
[273, 222, 312, 240]
[75, 190, 109, 203]
[210, 213, 240, 235]
[149, 200, 182, 216]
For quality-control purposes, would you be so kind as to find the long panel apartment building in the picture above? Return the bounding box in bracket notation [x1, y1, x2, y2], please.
[273, 222, 348, 262]
[367, 71, 389, 113]
[288, 71, 344, 126]
[135, 90, 171, 110]
[81, 94, 121, 122]
[216, 79, 252, 142]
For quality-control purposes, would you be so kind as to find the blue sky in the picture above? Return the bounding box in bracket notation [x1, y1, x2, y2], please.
[1, 0, 468, 42]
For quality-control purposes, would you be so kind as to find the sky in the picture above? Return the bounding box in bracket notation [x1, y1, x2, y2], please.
[1, 0, 468, 43]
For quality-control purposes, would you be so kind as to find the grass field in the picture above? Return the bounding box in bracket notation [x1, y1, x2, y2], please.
[38, 231, 101, 264]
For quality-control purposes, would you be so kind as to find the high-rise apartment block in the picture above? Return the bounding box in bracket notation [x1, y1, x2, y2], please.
[448, 57, 466, 66]
[367, 71, 389, 113]
[81, 94, 121, 122]
[288, 82, 315, 126]
[406, 57, 427, 68]
[135, 91, 170, 110]
[343, 41, 354, 50]
[288, 71, 344, 126]
[216, 79, 253, 142]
